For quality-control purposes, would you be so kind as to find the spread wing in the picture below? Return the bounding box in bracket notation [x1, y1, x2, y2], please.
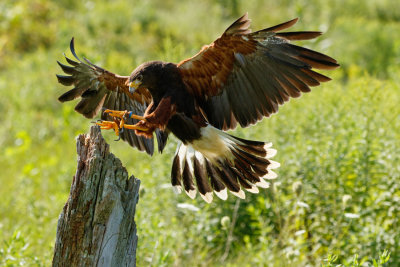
[178, 13, 339, 130]
[56, 38, 168, 155]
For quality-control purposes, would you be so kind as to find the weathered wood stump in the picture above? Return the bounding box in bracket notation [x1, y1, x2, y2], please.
[52, 126, 140, 267]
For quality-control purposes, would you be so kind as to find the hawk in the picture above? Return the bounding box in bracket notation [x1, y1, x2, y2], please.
[57, 13, 339, 203]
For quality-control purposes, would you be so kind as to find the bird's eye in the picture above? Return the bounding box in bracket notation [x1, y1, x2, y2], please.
[137, 74, 143, 82]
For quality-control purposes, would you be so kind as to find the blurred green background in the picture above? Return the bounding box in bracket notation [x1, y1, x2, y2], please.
[0, 0, 399, 266]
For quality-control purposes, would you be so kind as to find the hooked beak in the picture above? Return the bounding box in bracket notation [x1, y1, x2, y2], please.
[129, 80, 142, 93]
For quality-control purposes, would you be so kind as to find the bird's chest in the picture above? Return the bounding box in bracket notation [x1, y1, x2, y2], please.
[160, 89, 205, 143]
[149, 87, 204, 143]
[154, 87, 197, 117]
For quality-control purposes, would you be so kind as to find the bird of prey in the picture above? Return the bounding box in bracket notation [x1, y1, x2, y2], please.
[57, 13, 339, 203]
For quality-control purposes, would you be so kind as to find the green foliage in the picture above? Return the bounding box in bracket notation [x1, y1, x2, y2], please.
[0, 0, 399, 266]
[322, 250, 390, 267]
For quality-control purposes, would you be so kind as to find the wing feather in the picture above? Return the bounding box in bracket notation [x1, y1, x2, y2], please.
[178, 15, 339, 130]
[57, 38, 168, 155]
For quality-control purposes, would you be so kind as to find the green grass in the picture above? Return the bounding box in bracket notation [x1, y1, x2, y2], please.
[0, 0, 399, 266]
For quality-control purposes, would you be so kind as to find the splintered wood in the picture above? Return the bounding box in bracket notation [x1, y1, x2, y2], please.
[52, 126, 140, 267]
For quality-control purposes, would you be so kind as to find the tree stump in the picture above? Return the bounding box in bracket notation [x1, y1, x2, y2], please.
[52, 126, 140, 267]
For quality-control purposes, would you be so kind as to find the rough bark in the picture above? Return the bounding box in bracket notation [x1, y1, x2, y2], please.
[52, 126, 140, 267]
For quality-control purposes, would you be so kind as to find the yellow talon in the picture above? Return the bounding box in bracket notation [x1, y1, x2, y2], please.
[96, 121, 120, 136]
[103, 109, 127, 119]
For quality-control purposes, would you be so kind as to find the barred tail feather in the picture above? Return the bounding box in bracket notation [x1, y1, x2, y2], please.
[171, 125, 279, 203]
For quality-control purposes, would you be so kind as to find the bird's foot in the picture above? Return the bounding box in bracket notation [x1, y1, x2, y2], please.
[95, 110, 149, 139]
[103, 109, 146, 129]
[95, 120, 121, 138]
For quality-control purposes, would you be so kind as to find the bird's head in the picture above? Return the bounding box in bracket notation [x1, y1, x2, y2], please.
[128, 61, 173, 95]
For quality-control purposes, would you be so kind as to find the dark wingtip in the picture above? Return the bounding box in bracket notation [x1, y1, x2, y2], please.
[56, 60, 63, 70]
[255, 18, 299, 34]
[332, 62, 340, 69]
[70, 37, 80, 61]
[58, 87, 80, 102]
[271, 18, 299, 32]
[56, 74, 75, 86]
[276, 31, 323, 41]
[64, 55, 79, 67]
[58, 93, 70, 102]
[83, 57, 104, 70]
[57, 60, 76, 74]
[224, 12, 252, 36]
[56, 60, 65, 71]
[83, 57, 93, 66]
[281, 17, 298, 28]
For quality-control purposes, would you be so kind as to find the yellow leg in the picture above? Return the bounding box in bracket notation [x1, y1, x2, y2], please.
[96, 120, 149, 136]
[123, 124, 148, 132]
[102, 109, 146, 130]
[96, 118, 149, 131]
[103, 109, 145, 121]
[129, 113, 145, 121]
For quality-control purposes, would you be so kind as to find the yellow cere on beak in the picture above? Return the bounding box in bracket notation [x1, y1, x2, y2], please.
[129, 79, 142, 93]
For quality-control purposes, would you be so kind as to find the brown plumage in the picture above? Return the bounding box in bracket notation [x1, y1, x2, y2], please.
[178, 15, 338, 130]
[57, 13, 339, 202]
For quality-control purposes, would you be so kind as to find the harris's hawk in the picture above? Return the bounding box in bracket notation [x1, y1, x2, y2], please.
[57, 13, 339, 203]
